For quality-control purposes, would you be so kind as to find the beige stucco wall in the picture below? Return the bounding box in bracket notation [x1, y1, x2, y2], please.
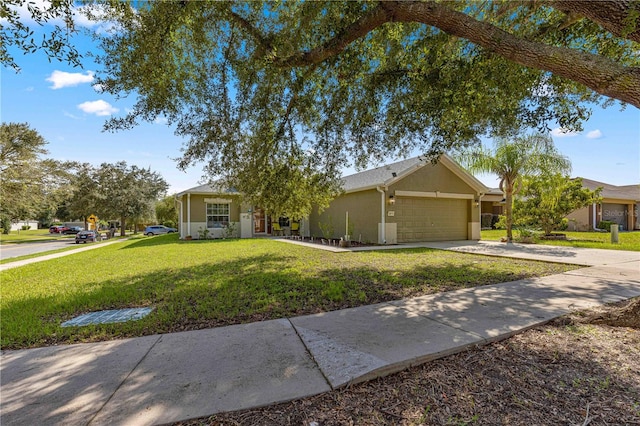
[309, 189, 382, 243]
[178, 193, 243, 238]
[180, 194, 242, 223]
[566, 206, 592, 231]
[390, 162, 475, 195]
[310, 161, 482, 243]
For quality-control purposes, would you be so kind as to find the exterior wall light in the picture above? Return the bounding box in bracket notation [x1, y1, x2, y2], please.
[389, 195, 396, 205]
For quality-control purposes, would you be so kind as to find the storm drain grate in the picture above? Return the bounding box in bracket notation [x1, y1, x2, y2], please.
[61, 307, 154, 327]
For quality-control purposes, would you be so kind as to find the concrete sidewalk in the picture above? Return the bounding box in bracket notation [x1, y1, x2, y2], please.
[1, 244, 639, 425]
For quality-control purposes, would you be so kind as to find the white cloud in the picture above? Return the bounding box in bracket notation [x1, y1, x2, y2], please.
[153, 116, 168, 125]
[550, 127, 580, 138]
[586, 129, 603, 139]
[77, 100, 118, 116]
[47, 70, 95, 89]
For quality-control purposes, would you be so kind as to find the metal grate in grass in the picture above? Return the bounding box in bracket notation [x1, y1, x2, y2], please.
[61, 307, 153, 327]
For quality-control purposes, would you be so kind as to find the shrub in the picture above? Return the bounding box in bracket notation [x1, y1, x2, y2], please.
[494, 215, 507, 230]
[318, 216, 334, 239]
[597, 221, 613, 232]
[162, 220, 176, 228]
[224, 222, 237, 238]
[21, 225, 31, 230]
[197, 227, 211, 239]
[558, 218, 569, 231]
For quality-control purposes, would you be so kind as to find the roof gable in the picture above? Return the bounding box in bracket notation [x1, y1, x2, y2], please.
[176, 182, 238, 197]
[578, 178, 640, 201]
[342, 154, 488, 194]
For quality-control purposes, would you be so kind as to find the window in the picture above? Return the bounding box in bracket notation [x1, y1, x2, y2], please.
[206, 203, 230, 228]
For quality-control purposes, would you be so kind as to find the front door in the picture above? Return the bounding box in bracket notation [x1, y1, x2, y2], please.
[253, 208, 265, 233]
[253, 208, 272, 234]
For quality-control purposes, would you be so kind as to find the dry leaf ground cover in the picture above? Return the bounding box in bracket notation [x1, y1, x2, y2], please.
[179, 298, 640, 426]
[1, 235, 576, 349]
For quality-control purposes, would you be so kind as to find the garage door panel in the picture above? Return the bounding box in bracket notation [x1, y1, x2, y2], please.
[396, 198, 468, 242]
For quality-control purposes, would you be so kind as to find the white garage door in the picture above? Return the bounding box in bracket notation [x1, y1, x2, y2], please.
[395, 197, 468, 242]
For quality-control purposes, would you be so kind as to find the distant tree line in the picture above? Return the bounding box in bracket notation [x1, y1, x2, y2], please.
[0, 122, 171, 235]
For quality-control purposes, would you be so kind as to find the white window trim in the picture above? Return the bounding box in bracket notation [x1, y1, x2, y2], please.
[206, 202, 231, 228]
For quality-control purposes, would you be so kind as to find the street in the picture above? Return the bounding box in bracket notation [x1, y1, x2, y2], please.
[0, 239, 79, 261]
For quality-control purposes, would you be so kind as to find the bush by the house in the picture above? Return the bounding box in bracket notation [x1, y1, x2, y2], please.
[598, 221, 614, 232]
[494, 215, 507, 230]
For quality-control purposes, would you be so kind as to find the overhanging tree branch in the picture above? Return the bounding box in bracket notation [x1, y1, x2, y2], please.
[259, 1, 639, 108]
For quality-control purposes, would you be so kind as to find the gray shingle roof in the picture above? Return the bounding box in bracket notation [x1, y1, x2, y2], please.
[179, 154, 488, 195]
[342, 156, 426, 192]
[578, 178, 640, 201]
[177, 182, 237, 196]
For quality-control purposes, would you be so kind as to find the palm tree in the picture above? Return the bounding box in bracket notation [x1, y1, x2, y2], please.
[457, 133, 571, 242]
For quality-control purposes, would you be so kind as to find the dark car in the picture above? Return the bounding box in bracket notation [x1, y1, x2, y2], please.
[62, 226, 84, 235]
[75, 230, 102, 244]
[144, 225, 177, 236]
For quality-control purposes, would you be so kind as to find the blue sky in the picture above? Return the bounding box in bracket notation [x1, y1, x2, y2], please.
[2, 4, 639, 194]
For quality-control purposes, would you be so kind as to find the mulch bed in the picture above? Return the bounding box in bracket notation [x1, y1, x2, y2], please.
[282, 236, 379, 248]
[176, 298, 640, 426]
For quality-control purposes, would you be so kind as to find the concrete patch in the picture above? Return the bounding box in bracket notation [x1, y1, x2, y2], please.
[90, 319, 329, 425]
[61, 307, 153, 327]
[389, 282, 568, 341]
[291, 303, 484, 388]
[564, 264, 640, 283]
[0, 335, 159, 426]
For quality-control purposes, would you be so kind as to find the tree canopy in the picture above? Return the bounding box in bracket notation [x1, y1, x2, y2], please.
[457, 133, 571, 242]
[4, 1, 639, 217]
[66, 161, 168, 235]
[0, 123, 51, 231]
[514, 174, 601, 236]
[91, 1, 638, 216]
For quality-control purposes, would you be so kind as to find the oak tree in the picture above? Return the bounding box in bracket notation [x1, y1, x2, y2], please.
[92, 1, 638, 216]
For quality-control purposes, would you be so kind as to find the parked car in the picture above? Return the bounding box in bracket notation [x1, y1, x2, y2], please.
[75, 230, 102, 244]
[49, 225, 69, 234]
[62, 226, 84, 235]
[144, 225, 177, 236]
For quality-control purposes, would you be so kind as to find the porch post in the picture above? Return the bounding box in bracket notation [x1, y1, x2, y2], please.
[187, 193, 191, 237]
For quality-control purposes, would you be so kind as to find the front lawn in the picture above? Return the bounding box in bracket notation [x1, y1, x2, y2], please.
[1, 235, 576, 349]
[0, 229, 70, 244]
[482, 229, 640, 251]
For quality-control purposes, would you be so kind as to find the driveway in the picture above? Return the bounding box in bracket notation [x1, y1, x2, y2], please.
[415, 240, 640, 267]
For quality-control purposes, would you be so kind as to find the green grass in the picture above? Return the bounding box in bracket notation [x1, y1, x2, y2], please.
[0, 234, 577, 350]
[481, 230, 640, 251]
[0, 229, 71, 244]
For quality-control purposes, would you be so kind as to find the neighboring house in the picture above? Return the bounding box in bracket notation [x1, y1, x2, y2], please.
[479, 188, 506, 229]
[309, 154, 488, 243]
[8, 220, 39, 231]
[566, 179, 640, 231]
[176, 154, 490, 243]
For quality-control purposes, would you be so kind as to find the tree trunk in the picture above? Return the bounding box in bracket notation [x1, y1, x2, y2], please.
[120, 215, 126, 237]
[550, 0, 640, 43]
[390, 2, 640, 108]
[267, 1, 640, 108]
[586, 298, 640, 329]
[505, 188, 514, 243]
